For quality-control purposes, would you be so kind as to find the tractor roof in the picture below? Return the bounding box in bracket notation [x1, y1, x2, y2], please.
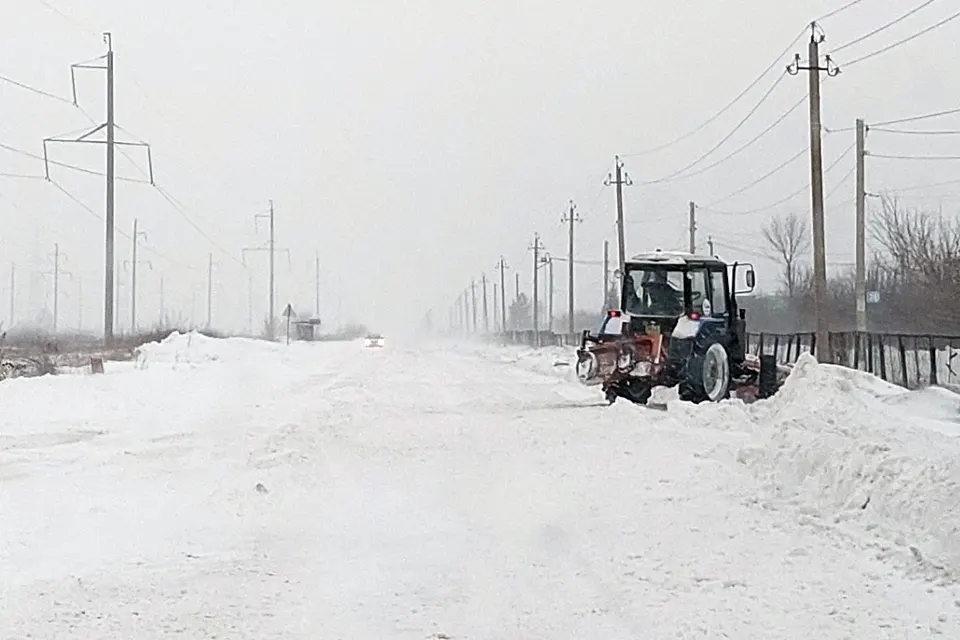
[626, 249, 725, 266]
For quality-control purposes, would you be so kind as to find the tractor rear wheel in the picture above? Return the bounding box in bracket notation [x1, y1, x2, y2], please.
[679, 341, 730, 404]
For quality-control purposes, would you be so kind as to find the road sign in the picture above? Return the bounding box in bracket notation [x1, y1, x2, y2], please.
[866, 291, 880, 304]
[283, 303, 295, 318]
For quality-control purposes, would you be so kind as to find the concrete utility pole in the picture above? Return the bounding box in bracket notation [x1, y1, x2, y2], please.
[206, 253, 215, 329]
[688, 202, 697, 253]
[708, 236, 715, 256]
[542, 254, 554, 333]
[603, 240, 610, 307]
[243, 200, 289, 339]
[159, 275, 165, 329]
[470, 279, 478, 333]
[788, 22, 838, 360]
[561, 200, 581, 334]
[515, 272, 520, 303]
[529, 233, 546, 345]
[496, 256, 508, 333]
[492, 281, 499, 332]
[605, 156, 633, 270]
[315, 252, 321, 318]
[855, 118, 867, 337]
[125, 219, 149, 333]
[9, 263, 14, 328]
[481, 273, 489, 333]
[44, 33, 154, 343]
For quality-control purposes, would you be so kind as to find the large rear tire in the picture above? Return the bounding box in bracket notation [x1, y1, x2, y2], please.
[679, 341, 730, 404]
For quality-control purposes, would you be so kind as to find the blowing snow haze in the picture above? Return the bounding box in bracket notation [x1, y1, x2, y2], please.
[2, 0, 959, 334]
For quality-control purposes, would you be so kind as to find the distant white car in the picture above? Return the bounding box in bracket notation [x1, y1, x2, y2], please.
[363, 333, 385, 348]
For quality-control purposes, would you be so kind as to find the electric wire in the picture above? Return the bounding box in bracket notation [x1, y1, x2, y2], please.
[870, 106, 960, 126]
[703, 143, 854, 216]
[642, 72, 789, 184]
[817, 0, 871, 21]
[870, 153, 960, 160]
[843, 8, 960, 67]
[0, 73, 74, 104]
[831, 0, 940, 53]
[869, 126, 960, 135]
[702, 146, 809, 208]
[620, 29, 805, 158]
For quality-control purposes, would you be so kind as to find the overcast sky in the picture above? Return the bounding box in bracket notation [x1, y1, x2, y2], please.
[2, 0, 958, 335]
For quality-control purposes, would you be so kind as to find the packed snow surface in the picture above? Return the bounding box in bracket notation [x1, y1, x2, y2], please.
[3, 332, 960, 637]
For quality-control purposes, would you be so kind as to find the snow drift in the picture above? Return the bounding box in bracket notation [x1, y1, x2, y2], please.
[484, 343, 960, 581]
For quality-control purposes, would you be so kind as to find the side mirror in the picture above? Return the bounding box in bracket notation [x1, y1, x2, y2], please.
[745, 269, 756, 289]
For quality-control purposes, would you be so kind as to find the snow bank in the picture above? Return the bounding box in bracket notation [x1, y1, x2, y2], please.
[685, 354, 960, 582]
[134, 331, 285, 368]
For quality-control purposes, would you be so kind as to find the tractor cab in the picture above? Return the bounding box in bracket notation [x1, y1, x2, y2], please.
[619, 250, 755, 361]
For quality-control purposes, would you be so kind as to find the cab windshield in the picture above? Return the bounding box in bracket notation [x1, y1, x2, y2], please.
[622, 265, 685, 317]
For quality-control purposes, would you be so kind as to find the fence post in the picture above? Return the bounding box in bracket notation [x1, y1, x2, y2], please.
[867, 333, 874, 374]
[879, 335, 888, 381]
[810, 332, 817, 361]
[929, 336, 939, 386]
[898, 335, 908, 387]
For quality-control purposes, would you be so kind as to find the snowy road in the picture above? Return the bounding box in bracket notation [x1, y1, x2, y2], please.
[3, 334, 960, 638]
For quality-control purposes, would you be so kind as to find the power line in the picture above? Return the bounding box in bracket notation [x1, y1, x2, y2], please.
[701, 146, 808, 207]
[832, 0, 940, 53]
[870, 153, 960, 160]
[703, 142, 854, 216]
[869, 126, 960, 135]
[869, 107, 960, 126]
[881, 177, 960, 192]
[153, 184, 246, 267]
[620, 29, 805, 158]
[0, 140, 151, 182]
[844, 8, 960, 67]
[642, 72, 789, 184]
[648, 92, 807, 184]
[817, 0, 871, 21]
[0, 72, 73, 104]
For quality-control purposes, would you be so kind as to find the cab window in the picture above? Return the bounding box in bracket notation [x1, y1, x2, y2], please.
[709, 269, 728, 316]
[686, 269, 709, 314]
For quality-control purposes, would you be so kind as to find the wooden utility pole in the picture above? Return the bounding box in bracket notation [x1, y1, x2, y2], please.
[789, 23, 838, 360]
[605, 156, 632, 270]
[855, 118, 867, 337]
[688, 202, 697, 253]
[561, 200, 581, 334]
[481, 273, 489, 333]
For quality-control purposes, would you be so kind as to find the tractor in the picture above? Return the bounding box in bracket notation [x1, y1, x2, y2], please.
[575, 250, 784, 405]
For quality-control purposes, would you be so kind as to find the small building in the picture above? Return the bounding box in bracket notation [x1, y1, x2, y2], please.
[293, 318, 323, 341]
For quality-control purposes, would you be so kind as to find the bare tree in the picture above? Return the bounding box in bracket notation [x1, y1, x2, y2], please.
[762, 213, 810, 297]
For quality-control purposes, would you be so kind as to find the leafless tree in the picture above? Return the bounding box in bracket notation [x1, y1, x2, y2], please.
[762, 213, 810, 297]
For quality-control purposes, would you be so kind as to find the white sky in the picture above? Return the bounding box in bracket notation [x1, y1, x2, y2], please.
[2, 0, 959, 334]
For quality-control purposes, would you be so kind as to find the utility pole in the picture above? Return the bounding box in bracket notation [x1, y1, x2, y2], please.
[481, 273, 489, 334]
[8, 263, 14, 328]
[542, 254, 554, 333]
[492, 281, 499, 332]
[561, 200, 581, 334]
[159, 275, 165, 329]
[855, 118, 867, 338]
[605, 156, 633, 270]
[688, 202, 697, 253]
[529, 233, 545, 345]
[206, 253, 215, 329]
[315, 252, 321, 318]
[470, 279, 478, 333]
[43, 33, 154, 343]
[46, 243, 70, 333]
[125, 219, 150, 333]
[788, 22, 839, 360]
[602, 240, 610, 307]
[515, 272, 520, 302]
[242, 200, 289, 339]
[708, 236, 715, 257]
[496, 256, 508, 333]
